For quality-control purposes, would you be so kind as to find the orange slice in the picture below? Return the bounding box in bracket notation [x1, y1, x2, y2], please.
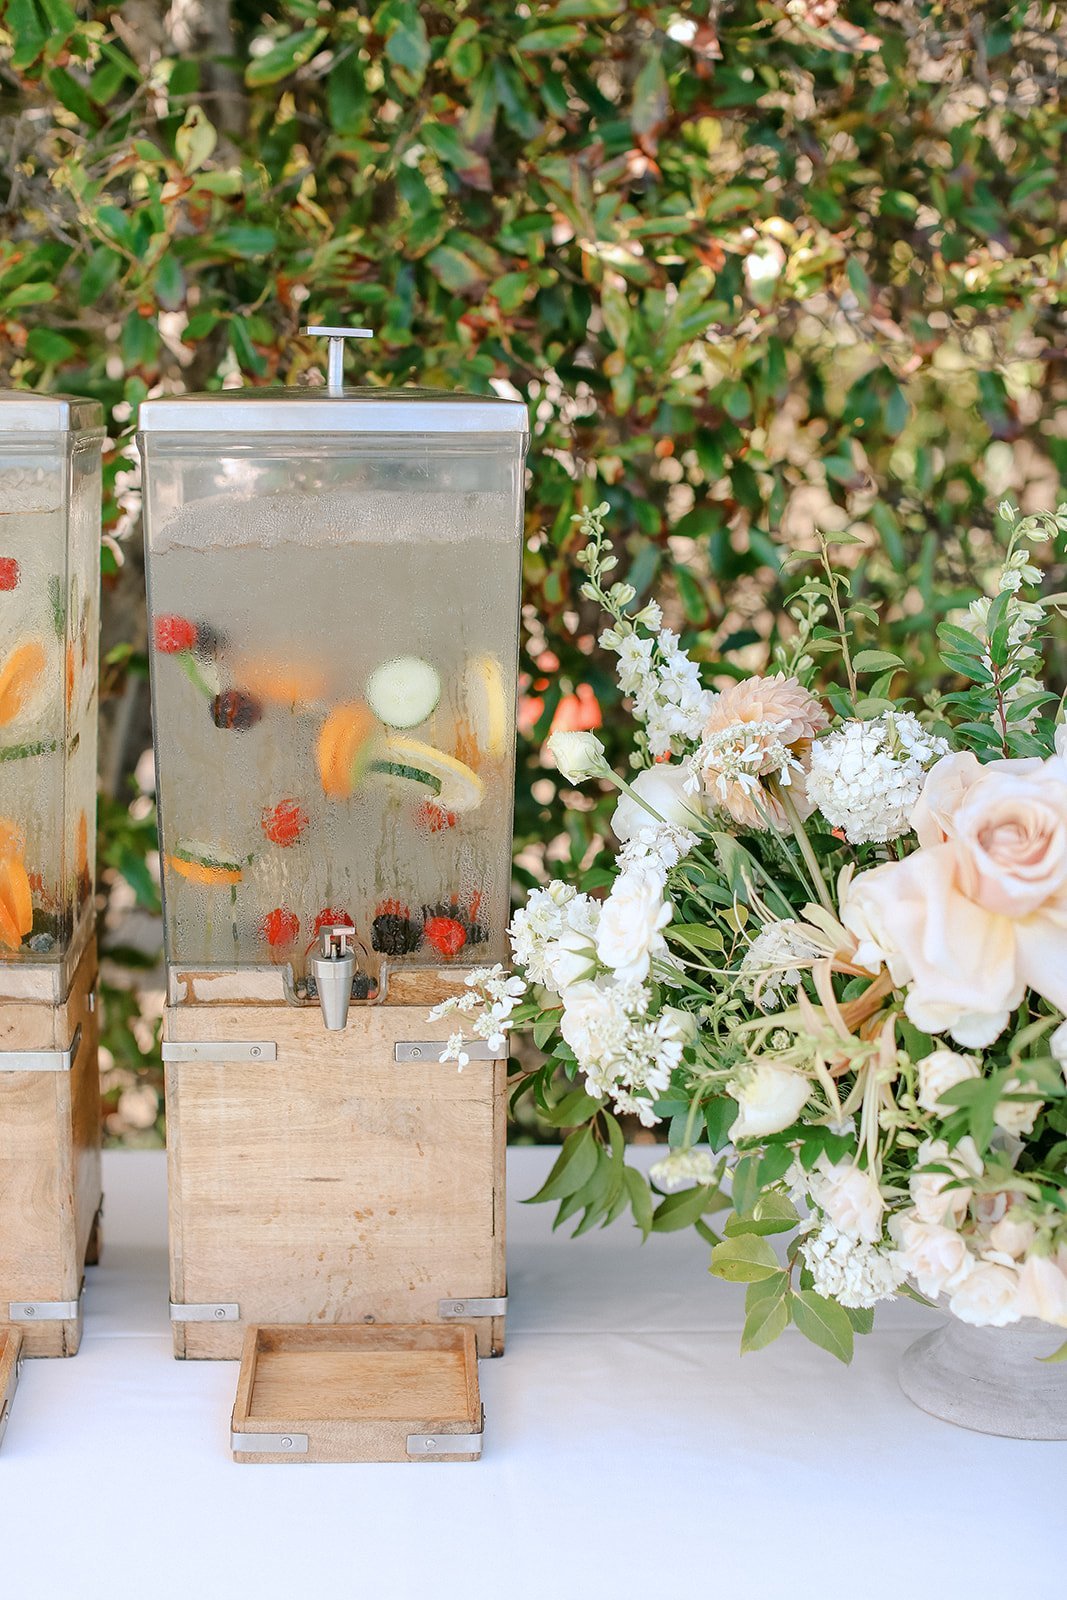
[0, 641, 47, 726]
[0, 890, 21, 950]
[0, 854, 32, 936]
[232, 653, 329, 709]
[316, 702, 377, 799]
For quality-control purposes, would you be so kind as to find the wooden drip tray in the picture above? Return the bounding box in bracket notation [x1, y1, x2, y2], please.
[231, 1324, 484, 1464]
[0, 1327, 22, 1451]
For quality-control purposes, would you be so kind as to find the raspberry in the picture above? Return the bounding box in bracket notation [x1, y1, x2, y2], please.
[416, 801, 456, 833]
[260, 907, 299, 949]
[424, 916, 467, 959]
[261, 798, 309, 847]
[154, 614, 198, 654]
[0, 558, 20, 591]
[313, 907, 354, 938]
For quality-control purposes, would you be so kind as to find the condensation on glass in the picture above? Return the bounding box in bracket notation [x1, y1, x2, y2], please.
[0, 394, 103, 1002]
[138, 384, 528, 1002]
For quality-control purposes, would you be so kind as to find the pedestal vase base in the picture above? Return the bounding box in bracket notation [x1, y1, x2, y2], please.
[899, 1316, 1067, 1439]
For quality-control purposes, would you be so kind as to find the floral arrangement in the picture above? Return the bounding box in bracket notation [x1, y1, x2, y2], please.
[432, 501, 1067, 1363]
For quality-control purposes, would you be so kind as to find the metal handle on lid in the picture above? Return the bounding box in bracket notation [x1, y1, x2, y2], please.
[302, 324, 373, 395]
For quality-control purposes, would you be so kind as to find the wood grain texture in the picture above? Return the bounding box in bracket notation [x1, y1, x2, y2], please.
[0, 1325, 21, 1448]
[167, 998, 506, 1359]
[0, 938, 101, 1357]
[231, 1323, 481, 1464]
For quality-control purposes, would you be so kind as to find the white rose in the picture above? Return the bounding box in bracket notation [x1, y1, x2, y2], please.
[658, 1005, 698, 1045]
[893, 1215, 973, 1300]
[908, 1136, 981, 1227]
[611, 764, 704, 843]
[1016, 1254, 1067, 1327]
[546, 730, 606, 784]
[728, 1061, 811, 1141]
[595, 868, 672, 983]
[987, 1214, 1036, 1259]
[558, 980, 615, 1061]
[993, 1077, 1042, 1138]
[1051, 1019, 1067, 1079]
[915, 1049, 980, 1115]
[809, 1155, 884, 1244]
[541, 929, 598, 994]
[948, 1261, 1022, 1327]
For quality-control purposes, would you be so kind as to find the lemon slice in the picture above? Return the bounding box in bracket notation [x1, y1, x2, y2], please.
[462, 654, 508, 761]
[374, 737, 484, 813]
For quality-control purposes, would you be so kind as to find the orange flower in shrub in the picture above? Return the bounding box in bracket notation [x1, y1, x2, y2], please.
[549, 683, 603, 734]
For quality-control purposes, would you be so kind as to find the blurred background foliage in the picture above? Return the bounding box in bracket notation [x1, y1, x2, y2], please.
[0, 0, 1065, 1144]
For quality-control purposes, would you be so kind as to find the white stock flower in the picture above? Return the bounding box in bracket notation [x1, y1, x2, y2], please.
[798, 1221, 904, 1309]
[558, 978, 682, 1127]
[915, 1049, 980, 1115]
[546, 730, 606, 783]
[728, 1061, 811, 1140]
[611, 762, 705, 841]
[908, 1136, 982, 1227]
[948, 1261, 1022, 1327]
[807, 712, 949, 845]
[649, 1147, 718, 1192]
[605, 625, 714, 758]
[1016, 1254, 1067, 1327]
[891, 1214, 974, 1301]
[807, 1155, 884, 1244]
[740, 918, 823, 1009]
[617, 822, 698, 876]
[429, 965, 527, 1064]
[596, 867, 672, 983]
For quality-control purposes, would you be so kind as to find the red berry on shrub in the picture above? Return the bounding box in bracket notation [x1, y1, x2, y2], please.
[211, 689, 262, 730]
[260, 907, 300, 949]
[154, 614, 198, 653]
[0, 558, 20, 591]
[424, 916, 467, 959]
[261, 798, 309, 847]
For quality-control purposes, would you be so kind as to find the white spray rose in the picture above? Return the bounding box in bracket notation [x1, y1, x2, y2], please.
[728, 1061, 811, 1141]
[546, 730, 606, 784]
[987, 1213, 1036, 1259]
[908, 1136, 981, 1227]
[808, 1156, 884, 1244]
[893, 1215, 974, 1300]
[1016, 1254, 1067, 1327]
[558, 980, 615, 1059]
[611, 763, 704, 842]
[541, 929, 598, 994]
[1051, 1020, 1067, 1078]
[916, 1049, 980, 1115]
[595, 868, 672, 983]
[948, 1261, 1022, 1327]
[993, 1077, 1042, 1138]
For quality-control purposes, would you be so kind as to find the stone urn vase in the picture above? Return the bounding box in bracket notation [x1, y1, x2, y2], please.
[899, 1314, 1067, 1439]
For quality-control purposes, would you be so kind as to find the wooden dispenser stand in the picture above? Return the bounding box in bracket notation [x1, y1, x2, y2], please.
[0, 936, 102, 1357]
[164, 965, 506, 1362]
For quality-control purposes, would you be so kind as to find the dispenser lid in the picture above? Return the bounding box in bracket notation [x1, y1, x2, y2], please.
[0, 392, 104, 435]
[137, 386, 528, 436]
[230, 1323, 484, 1464]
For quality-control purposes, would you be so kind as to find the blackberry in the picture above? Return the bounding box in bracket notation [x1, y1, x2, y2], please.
[372, 912, 423, 955]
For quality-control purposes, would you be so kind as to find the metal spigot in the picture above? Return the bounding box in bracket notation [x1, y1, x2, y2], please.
[302, 324, 373, 395]
[311, 925, 358, 1031]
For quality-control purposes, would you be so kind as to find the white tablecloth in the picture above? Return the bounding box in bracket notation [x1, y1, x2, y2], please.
[2, 1149, 1061, 1599]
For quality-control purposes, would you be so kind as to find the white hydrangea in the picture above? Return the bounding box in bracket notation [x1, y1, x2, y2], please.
[740, 918, 824, 1008]
[431, 965, 527, 1066]
[602, 623, 715, 758]
[798, 1220, 905, 1309]
[508, 882, 600, 992]
[650, 1146, 719, 1192]
[807, 711, 949, 844]
[559, 978, 685, 1126]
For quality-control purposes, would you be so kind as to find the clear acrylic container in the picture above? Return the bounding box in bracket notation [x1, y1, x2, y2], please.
[139, 359, 527, 1001]
[0, 394, 103, 1002]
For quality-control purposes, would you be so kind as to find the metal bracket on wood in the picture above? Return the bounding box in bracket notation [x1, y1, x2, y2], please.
[394, 1039, 502, 1063]
[438, 1296, 508, 1320]
[162, 1041, 277, 1063]
[407, 1425, 484, 1458]
[169, 1301, 240, 1323]
[10, 1291, 83, 1322]
[0, 1023, 82, 1074]
[231, 1431, 309, 1455]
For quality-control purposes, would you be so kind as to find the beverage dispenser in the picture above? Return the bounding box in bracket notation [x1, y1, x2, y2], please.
[0, 392, 104, 1357]
[139, 329, 526, 1372]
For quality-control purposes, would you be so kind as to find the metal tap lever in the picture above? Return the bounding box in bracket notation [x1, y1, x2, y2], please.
[311, 924, 358, 1031]
[302, 324, 373, 395]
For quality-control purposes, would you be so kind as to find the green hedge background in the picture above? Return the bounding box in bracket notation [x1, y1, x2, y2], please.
[1, 0, 1065, 1143]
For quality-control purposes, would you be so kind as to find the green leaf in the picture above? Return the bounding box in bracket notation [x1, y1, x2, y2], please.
[175, 105, 217, 173]
[631, 49, 668, 137]
[852, 649, 904, 674]
[245, 27, 328, 88]
[652, 1183, 722, 1233]
[26, 328, 75, 364]
[791, 1290, 855, 1363]
[724, 1191, 799, 1237]
[384, 9, 430, 79]
[624, 1165, 653, 1239]
[518, 25, 584, 54]
[711, 1234, 781, 1282]
[532, 1008, 561, 1050]
[1039, 1338, 1067, 1364]
[212, 226, 277, 260]
[741, 1277, 791, 1352]
[526, 1126, 598, 1204]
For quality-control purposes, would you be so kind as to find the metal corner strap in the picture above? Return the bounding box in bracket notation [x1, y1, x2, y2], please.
[0, 1023, 82, 1074]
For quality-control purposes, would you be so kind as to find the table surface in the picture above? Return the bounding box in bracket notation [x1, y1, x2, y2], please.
[1, 1148, 1061, 1599]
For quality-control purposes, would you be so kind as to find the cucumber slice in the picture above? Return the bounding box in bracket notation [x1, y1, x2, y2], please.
[366, 656, 441, 729]
[368, 759, 442, 796]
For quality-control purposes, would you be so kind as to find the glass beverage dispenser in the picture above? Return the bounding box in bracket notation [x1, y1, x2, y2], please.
[139, 330, 526, 1359]
[0, 393, 104, 1356]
